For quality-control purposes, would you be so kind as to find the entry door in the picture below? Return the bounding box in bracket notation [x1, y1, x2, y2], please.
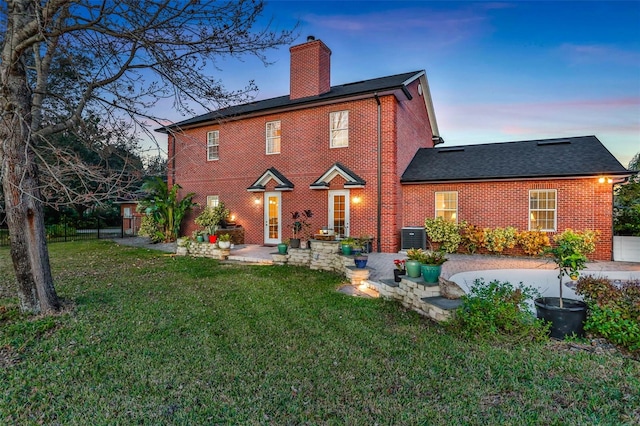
[328, 190, 350, 238]
[264, 192, 281, 245]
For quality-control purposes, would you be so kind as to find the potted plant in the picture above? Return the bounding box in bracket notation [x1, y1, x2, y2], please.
[340, 237, 355, 255]
[194, 202, 230, 244]
[217, 233, 232, 249]
[393, 259, 406, 282]
[360, 234, 374, 253]
[290, 210, 312, 248]
[405, 248, 425, 278]
[534, 229, 598, 339]
[277, 238, 289, 255]
[354, 246, 368, 268]
[420, 250, 448, 284]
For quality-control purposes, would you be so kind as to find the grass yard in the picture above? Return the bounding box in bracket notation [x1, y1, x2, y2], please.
[1, 241, 639, 424]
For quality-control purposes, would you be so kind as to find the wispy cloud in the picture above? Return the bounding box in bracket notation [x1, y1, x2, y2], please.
[558, 43, 640, 66]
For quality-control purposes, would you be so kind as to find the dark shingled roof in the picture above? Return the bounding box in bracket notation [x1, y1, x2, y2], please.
[157, 71, 423, 132]
[401, 136, 630, 183]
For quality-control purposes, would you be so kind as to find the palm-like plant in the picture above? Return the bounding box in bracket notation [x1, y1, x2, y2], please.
[139, 177, 195, 242]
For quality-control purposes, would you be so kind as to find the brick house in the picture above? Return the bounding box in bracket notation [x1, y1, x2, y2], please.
[159, 37, 630, 259]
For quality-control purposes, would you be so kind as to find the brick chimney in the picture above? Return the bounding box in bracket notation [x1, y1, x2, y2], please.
[289, 36, 331, 100]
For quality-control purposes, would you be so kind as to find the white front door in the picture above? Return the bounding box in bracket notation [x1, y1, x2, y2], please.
[264, 192, 281, 245]
[328, 190, 350, 238]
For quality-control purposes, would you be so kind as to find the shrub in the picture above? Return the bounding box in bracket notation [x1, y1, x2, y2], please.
[553, 229, 599, 256]
[449, 279, 549, 341]
[138, 214, 163, 243]
[576, 276, 640, 351]
[424, 217, 462, 253]
[517, 230, 551, 256]
[482, 226, 518, 253]
[460, 222, 485, 254]
[46, 224, 77, 238]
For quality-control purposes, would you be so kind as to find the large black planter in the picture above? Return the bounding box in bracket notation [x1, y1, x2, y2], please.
[534, 297, 587, 339]
[289, 238, 301, 249]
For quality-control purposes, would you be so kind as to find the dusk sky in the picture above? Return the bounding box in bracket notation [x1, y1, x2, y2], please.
[164, 1, 640, 166]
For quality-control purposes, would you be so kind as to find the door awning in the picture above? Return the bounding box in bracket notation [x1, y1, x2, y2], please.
[247, 167, 294, 192]
[310, 162, 366, 189]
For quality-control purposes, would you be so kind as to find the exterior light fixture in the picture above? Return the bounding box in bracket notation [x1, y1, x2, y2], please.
[607, 178, 613, 184]
[352, 196, 361, 204]
[254, 198, 261, 205]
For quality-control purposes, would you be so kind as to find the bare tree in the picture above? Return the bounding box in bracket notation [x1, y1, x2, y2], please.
[0, 0, 293, 314]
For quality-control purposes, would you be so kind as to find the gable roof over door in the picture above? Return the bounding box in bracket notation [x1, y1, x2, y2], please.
[401, 136, 631, 183]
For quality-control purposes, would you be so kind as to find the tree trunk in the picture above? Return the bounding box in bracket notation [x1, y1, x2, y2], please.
[0, 0, 59, 314]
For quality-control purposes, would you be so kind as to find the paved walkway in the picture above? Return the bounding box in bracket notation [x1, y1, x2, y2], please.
[111, 237, 640, 282]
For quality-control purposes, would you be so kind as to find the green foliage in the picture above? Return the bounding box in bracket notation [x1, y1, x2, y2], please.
[424, 217, 462, 253]
[194, 202, 230, 234]
[614, 154, 640, 236]
[516, 230, 551, 256]
[406, 247, 447, 264]
[548, 229, 599, 280]
[290, 210, 313, 239]
[218, 233, 231, 242]
[576, 276, 640, 352]
[138, 177, 195, 242]
[482, 226, 518, 253]
[138, 214, 164, 243]
[449, 279, 549, 342]
[45, 223, 77, 238]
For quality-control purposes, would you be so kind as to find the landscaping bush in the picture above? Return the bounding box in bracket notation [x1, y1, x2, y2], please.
[576, 275, 640, 352]
[482, 226, 518, 253]
[449, 279, 549, 341]
[46, 223, 77, 238]
[424, 217, 461, 253]
[459, 222, 484, 254]
[516, 230, 551, 256]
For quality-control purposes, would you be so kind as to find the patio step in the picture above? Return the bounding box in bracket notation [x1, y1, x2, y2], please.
[226, 255, 273, 265]
[420, 296, 463, 322]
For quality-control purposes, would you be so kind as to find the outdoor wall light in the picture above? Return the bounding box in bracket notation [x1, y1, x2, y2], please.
[598, 177, 605, 183]
[254, 197, 261, 205]
[230, 214, 236, 221]
[352, 196, 362, 204]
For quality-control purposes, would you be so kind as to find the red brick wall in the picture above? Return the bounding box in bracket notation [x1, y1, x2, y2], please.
[402, 178, 615, 260]
[289, 39, 331, 100]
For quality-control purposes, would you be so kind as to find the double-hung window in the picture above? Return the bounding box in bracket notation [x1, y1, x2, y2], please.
[330, 111, 349, 148]
[207, 130, 219, 161]
[529, 189, 556, 231]
[435, 191, 458, 222]
[207, 195, 219, 208]
[266, 121, 281, 154]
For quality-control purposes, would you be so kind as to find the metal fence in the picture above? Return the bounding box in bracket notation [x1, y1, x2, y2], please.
[0, 216, 135, 247]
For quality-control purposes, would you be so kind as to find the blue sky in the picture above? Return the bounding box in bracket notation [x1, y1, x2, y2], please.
[169, 1, 640, 166]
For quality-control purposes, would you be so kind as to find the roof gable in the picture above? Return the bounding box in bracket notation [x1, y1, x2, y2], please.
[401, 136, 630, 183]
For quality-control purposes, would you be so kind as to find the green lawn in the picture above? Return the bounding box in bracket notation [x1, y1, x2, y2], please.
[1, 241, 639, 424]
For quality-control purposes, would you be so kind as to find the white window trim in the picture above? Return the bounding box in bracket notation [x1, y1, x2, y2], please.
[529, 189, 557, 231]
[207, 130, 219, 161]
[207, 195, 220, 208]
[329, 110, 349, 148]
[435, 191, 458, 223]
[266, 121, 281, 155]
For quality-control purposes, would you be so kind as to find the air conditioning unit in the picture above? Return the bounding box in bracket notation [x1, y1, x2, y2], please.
[401, 227, 426, 250]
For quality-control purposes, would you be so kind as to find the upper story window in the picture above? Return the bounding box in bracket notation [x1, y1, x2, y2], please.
[207, 130, 219, 161]
[266, 121, 281, 154]
[330, 110, 349, 148]
[435, 191, 458, 223]
[529, 189, 556, 231]
[207, 195, 219, 208]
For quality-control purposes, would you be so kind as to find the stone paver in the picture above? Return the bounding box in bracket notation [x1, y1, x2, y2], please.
[112, 238, 640, 282]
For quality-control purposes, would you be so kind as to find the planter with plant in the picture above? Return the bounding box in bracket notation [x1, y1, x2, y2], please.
[194, 202, 230, 244]
[534, 229, 598, 339]
[420, 250, 448, 283]
[340, 237, 355, 255]
[217, 233, 232, 249]
[405, 248, 425, 278]
[277, 238, 289, 255]
[393, 259, 406, 282]
[290, 210, 312, 248]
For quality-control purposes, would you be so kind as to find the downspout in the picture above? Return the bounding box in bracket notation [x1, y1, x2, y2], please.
[171, 133, 176, 185]
[375, 93, 381, 253]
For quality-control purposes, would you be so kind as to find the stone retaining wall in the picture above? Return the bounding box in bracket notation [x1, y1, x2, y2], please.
[176, 239, 230, 260]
